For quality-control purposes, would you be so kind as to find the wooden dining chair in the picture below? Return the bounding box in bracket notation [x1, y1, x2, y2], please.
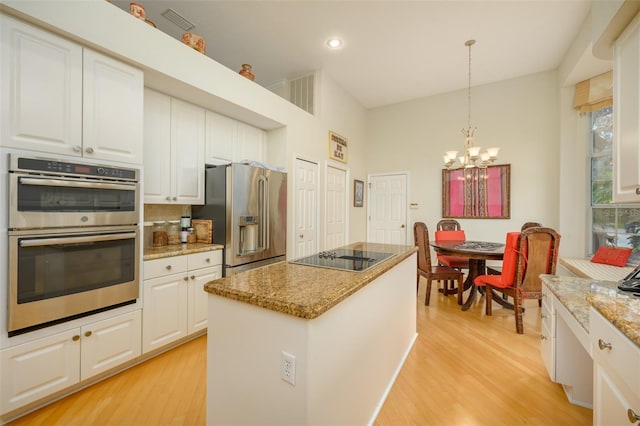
[434, 229, 470, 295]
[474, 227, 560, 334]
[486, 221, 543, 276]
[436, 219, 461, 231]
[414, 222, 464, 305]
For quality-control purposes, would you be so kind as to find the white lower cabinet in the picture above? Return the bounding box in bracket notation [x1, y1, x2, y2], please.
[0, 310, 141, 415]
[142, 251, 222, 354]
[591, 307, 640, 426]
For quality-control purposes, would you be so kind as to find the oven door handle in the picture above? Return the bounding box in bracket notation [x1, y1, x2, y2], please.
[19, 177, 135, 192]
[20, 232, 137, 247]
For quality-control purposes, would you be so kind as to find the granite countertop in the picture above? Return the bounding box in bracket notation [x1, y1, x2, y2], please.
[204, 242, 417, 320]
[541, 274, 640, 348]
[143, 243, 223, 261]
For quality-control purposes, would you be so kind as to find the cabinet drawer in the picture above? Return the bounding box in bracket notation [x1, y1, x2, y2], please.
[590, 307, 640, 398]
[188, 250, 222, 270]
[144, 256, 189, 280]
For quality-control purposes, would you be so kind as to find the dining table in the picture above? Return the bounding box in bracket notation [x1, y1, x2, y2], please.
[430, 240, 510, 311]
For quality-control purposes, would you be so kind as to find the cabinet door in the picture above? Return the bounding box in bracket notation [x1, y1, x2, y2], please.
[171, 98, 205, 204]
[143, 88, 172, 203]
[613, 13, 640, 203]
[594, 362, 639, 426]
[1, 329, 80, 414]
[83, 49, 144, 164]
[80, 310, 141, 380]
[0, 14, 82, 155]
[236, 123, 266, 163]
[188, 266, 221, 334]
[142, 273, 188, 354]
[205, 110, 237, 164]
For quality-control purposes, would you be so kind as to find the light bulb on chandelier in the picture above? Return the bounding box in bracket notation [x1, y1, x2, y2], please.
[443, 39, 499, 169]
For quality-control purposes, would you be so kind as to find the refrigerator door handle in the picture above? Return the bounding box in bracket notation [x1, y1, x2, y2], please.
[264, 176, 270, 251]
[258, 175, 268, 252]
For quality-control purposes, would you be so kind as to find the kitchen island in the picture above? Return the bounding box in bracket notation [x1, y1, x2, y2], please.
[203, 242, 417, 425]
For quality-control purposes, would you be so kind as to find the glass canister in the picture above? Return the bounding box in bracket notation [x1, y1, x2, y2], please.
[152, 221, 167, 247]
[167, 220, 181, 245]
[186, 227, 197, 244]
[143, 222, 154, 249]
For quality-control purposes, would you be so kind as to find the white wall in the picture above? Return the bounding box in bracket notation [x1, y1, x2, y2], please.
[365, 71, 560, 244]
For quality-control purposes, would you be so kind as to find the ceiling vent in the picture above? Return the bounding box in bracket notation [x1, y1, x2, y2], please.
[161, 8, 196, 31]
[288, 72, 316, 115]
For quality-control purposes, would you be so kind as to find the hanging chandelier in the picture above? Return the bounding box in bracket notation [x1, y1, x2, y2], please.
[443, 39, 499, 169]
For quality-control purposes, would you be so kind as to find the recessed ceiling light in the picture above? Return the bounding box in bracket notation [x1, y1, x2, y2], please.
[326, 38, 343, 49]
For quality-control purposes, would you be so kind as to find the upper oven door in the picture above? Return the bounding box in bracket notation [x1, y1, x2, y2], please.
[9, 173, 139, 229]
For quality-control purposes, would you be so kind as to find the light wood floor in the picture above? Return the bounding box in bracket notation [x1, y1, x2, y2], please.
[9, 280, 592, 425]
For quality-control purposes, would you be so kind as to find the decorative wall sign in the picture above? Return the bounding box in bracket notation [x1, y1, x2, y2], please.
[442, 164, 511, 219]
[354, 179, 364, 207]
[329, 131, 348, 163]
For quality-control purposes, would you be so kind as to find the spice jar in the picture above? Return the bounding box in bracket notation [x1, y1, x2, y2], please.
[167, 220, 181, 245]
[186, 227, 197, 244]
[180, 215, 191, 229]
[152, 221, 167, 247]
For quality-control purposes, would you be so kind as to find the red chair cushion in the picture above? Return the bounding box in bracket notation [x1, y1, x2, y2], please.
[474, 232, 521, 288]
[437, 254, 470, 268]
[435, 230, 466, 242]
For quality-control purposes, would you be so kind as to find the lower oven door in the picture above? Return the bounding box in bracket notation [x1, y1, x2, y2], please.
[8, 226, 139, 334]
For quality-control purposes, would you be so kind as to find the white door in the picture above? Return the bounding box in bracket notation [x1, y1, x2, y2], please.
[325, 165, 347, 250]
[294, 158, 319, 258]
[368, 173, 408, 244]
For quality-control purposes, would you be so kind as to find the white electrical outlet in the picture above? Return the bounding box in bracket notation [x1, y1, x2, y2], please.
[281, 351, 296, 385]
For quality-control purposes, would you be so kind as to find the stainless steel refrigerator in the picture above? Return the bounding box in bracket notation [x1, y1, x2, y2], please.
[192, 163, 287, 276]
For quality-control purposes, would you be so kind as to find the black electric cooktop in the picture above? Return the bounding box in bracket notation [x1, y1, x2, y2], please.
[289, 249, 395, 272]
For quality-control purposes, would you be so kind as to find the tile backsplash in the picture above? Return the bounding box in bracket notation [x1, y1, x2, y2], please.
[144, 204, 191, 223]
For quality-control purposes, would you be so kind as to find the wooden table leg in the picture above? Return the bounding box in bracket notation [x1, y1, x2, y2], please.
[461, 259, 485, 311]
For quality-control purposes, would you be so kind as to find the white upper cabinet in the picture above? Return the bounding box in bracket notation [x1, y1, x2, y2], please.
[143, 89, 205, 204]
[0, 14, 143, 164]
[205, 110, 237, 164]
[205, 110, 266, 165]
[613, 12, 640, 203]
[1, 14, 82, 154]
[82, 49, 143, 164]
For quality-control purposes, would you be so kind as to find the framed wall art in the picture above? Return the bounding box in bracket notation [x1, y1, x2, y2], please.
[442, 164, 511, 219]
[354, 179, 364, 207]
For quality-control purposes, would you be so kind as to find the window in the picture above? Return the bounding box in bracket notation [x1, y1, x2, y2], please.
[589, 106, 640, 265]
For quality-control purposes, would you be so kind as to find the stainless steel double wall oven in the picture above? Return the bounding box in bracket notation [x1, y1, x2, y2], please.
[7, 154, 140, 335]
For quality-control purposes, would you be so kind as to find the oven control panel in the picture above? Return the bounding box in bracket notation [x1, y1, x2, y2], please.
[13, 156, 138, 181]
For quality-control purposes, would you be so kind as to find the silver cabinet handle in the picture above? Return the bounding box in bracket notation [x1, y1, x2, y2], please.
[598, 339, 612, 351]
[166, 196, 171, 201]
[628, 409, 640, 423]
[73, 145, 82, 152]
[85, 147, 94, 154]
[172, 196, 177, 201]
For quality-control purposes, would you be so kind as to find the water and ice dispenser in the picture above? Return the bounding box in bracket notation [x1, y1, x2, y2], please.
[238, 215, 259, 254]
